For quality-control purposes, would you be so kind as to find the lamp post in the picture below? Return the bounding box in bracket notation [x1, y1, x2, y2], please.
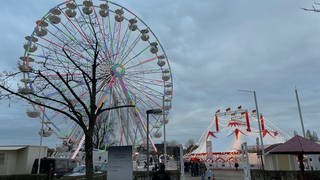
[239, 90, 265, 180]
[162, 95, 167, 169]
[146, 109, 162, 180]
[295, 89, 306, 138]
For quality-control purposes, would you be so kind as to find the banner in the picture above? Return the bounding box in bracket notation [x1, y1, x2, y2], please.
[107, 146, 133, 180]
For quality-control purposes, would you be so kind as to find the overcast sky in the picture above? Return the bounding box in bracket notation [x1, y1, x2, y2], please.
[0, 0, 320, 148]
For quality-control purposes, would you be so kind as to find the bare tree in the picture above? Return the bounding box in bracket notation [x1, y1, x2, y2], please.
[0, 29, 134, 178]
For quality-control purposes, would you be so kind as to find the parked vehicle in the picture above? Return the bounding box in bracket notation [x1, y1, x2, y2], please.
[65, 165, 103, 176]
[31, 158, 77, 178]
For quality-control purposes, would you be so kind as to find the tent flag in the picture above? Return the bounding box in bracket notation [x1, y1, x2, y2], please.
[260, 114, 265, 131]
[227, 128, 246, 140]
[207, 131, 217, 139]
[245, 111, 251, 132]
[215, 115, 219, 132]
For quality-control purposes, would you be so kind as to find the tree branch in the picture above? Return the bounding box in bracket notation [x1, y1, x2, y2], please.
[97, 104, 135, 115]
[37, 71, 86, 128]
[56, 71, 91, 119]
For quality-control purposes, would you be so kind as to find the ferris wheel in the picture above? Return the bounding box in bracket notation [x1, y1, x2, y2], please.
[19, 0, 173, 155]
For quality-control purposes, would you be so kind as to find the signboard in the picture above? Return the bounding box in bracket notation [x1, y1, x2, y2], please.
[107, 146, 133, 180]
[206, 141, 213, 160]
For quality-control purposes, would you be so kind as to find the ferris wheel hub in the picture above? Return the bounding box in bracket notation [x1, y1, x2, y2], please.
[111, 63, 125, 77]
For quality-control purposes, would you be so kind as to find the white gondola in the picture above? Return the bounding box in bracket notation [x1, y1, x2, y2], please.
[129, 19, 137, 31]
[164, 98, 172, 102]
[115, 9, 124, 22]
[165, 89, 172, 95]
[66, 9, 77, 18]
[36, 20, 48, 27]
[99, 9, 108, 17]
[25, 36, 38, 43]
[165, 83, 173, 88]
[150, 42, 158, 53]
[162, 74, 170, 81]
[115, 15, 123, 22]
[83, 0, 93, 7]
[20, 56, 34, 62]
[150, 45, 158, 54]
[141, 29, 149, 41]
[48, 15, 61, 24]
[100, 3, 108, 10]
[18, 64, 32, 72]
[162, 69, 170, 81]
[35, 26, 48, 37]
[82, 6, 93, 15]
[157, 55, 166, 67]
[129, 24, 137, 31]
[153, 131, 162, 138]
[23, 43, 37, 52]
[129, 18, 137, 24]
[18, 87, 33, 95]
[66, 1, 77, 9]
[27, 109, 41, 118]
[51, 8, 61, 15]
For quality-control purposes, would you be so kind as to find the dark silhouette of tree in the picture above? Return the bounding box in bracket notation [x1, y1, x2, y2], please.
[0, 30, 133, 178]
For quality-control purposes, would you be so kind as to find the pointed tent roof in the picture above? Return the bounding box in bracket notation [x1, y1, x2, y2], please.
[269, 135, 320, 154]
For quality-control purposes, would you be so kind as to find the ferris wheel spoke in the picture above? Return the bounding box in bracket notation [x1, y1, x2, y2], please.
[125, 68, 162, 76]
[115, 79, 147, 132]
[125, 55, 159, 69]
[125, 75, 164, 85]
[77, 15, 109, 63]
[46, 18, 97, 61]
[45, 30, 92, 63]
[122, 45, 150, 66]
[125, 78, 163, 97]
[60, 7, 108, 62]
[114, 20, 123, 61]
[124, 80, 162, 107]
[118, 34, 141, 64]
[110, 20, 119, 59]
[59, 7, 93, 47]
[124, 76, 163, 95]
[92, 7, 112, 61]
[124, 77, 163, 87]
[116, 25, 131, 63]
[38, 37, 88, 61]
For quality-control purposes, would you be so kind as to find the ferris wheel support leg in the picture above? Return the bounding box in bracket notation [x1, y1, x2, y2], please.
[72, 135, 85, 159]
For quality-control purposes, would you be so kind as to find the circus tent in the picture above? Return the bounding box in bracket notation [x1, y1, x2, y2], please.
[186, 106, 290, 166]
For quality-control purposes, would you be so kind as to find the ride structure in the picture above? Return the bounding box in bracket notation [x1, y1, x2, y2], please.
[185, 106, 289, 168]
[19, 0, 173, 158]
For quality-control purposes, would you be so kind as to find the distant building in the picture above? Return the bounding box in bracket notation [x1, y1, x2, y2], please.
[0, 145, 47, 175]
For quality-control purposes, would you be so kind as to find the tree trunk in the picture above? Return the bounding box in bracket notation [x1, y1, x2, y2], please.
[85, 131, 94, 179]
